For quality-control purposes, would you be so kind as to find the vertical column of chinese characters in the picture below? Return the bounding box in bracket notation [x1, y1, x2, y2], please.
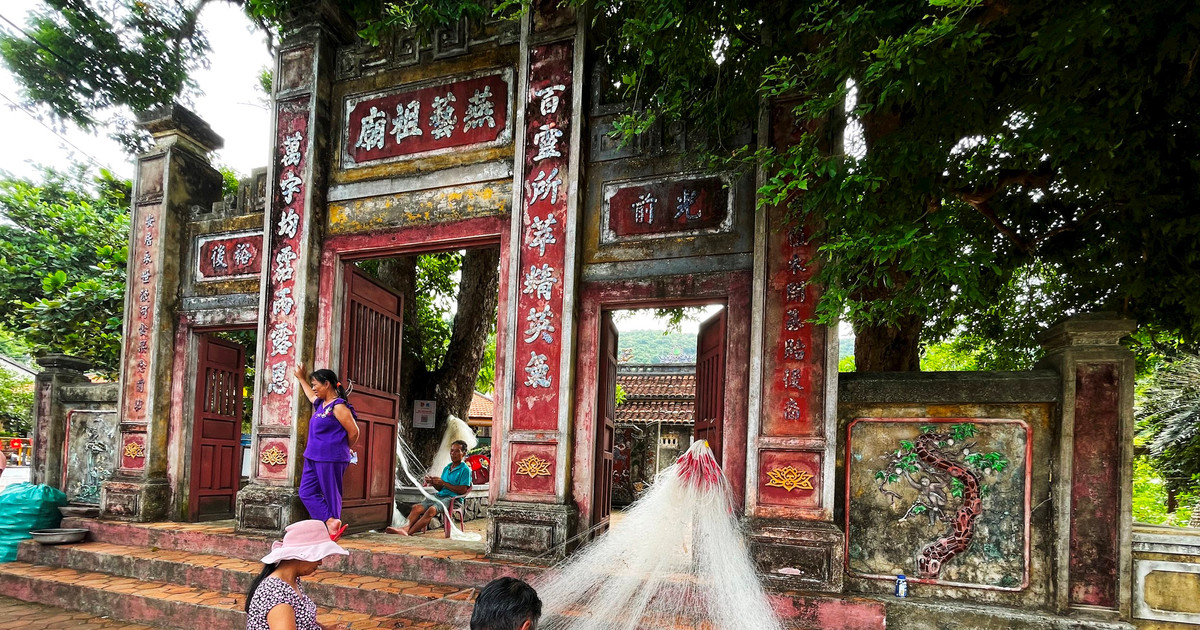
[260, 111, 308, 434]
[117, 206, 159, 471]
[777, 226, 813, 424]
[513, 43, 572, 432]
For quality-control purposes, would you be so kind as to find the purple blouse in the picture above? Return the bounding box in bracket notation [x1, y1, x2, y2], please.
[246, 576, 318, 630]
[303, 397, 352, 463]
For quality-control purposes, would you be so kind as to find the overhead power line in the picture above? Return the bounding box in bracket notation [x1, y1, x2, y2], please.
[0, 89, 113, 172]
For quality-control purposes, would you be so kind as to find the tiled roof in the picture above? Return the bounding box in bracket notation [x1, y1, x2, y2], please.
[617, 373, 695, 399]
[615, 368, 695, 425]
[616, 398, 695, 425]
[468, 391, 494, 420]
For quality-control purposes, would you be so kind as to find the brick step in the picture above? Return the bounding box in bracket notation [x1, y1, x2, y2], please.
[17, 540, 476, 624]
[0, 562, 449, 630]
[61, 517, 540, 588]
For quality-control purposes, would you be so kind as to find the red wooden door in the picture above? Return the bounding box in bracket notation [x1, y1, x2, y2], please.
[694, 309, 727, 464]
[593, 311, 618, 532]
[189, 334, 245, 521]
[339, 265, 402, 533]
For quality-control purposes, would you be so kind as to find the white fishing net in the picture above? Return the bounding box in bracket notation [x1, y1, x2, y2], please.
[389, 415, 482, 541]
[530, 440, 784, 630]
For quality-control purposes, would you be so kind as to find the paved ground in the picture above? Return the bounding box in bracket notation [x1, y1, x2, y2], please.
[0, 595, 158, 630]
[0, 466, 30, 493]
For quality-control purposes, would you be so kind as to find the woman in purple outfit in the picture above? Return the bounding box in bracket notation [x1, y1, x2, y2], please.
[293, 365, 359, 540]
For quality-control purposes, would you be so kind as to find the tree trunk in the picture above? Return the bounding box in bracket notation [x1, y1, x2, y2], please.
[426, 246, 500, 458]
[854, 315, 922, 371]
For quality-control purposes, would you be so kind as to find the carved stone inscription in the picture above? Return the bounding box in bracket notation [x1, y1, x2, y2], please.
[343, 71, 511, 166]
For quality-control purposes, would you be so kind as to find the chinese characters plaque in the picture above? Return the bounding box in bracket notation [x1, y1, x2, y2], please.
[343, 71, 511, 166]
[511, 42, 573, 436]
[258, 100, 309, 447]
[603, 175, 729, 241]
[196, 231, 263, 281]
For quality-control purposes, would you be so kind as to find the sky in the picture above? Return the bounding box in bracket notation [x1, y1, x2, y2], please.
[0, 1, 273, 181]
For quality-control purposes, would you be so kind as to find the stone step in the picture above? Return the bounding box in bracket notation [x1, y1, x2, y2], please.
[17, 540, 475, 624]
[61, 517, 540, 588]
[0, 562, 449, 630]
[0, 594, 161, 630]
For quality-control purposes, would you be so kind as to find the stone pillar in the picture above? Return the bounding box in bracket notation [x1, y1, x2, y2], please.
[1039, 313, 1136, 620]
[743, 100, 843, 592]
[235, 1, 354, 536]
[31, 355, 93, 489]
[101, 105, 224, 521]
[488, 0, 584, 561]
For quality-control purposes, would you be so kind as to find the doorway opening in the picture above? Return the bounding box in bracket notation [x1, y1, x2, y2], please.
[189, 327, 256, 522]
[334, 245, 500, 544]
[594, 304, 726, 534]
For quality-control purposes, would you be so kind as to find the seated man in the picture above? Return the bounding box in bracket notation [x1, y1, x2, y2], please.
[388, 439, 472, 536]
[471, 577, 541, 630]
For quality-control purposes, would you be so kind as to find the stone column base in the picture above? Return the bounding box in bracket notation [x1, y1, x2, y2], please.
[749, 518, 845, 592]
[236, 483, 305, 536]
[100, 477, 170, 522]
[487, 501, 578, 564]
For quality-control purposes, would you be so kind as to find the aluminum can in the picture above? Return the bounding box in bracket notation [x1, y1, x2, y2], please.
[895, 574, 908, 597]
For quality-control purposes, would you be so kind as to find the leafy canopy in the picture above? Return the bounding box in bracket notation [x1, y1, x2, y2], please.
[4, 0, 1200, 370]
[0, 165, 130, 377]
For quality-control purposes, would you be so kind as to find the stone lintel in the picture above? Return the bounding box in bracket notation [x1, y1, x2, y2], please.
[1038, 313, 1136, 353]
[748, 518, 844, 593]
[235, 483, 306, 536]
[487, 501, 578, 565]
[135, 103, 224, 153]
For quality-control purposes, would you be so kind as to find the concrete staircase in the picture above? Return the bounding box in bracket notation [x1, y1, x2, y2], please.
[0, 517, 540, 629]
[0, 517, 899, 629]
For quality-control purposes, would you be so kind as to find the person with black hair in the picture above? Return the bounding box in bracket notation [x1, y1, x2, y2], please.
[470, 577, 542, 630]
[293, 365, 360, 540]
[245, 519, 348, 630]
[387, 439, 472, 536]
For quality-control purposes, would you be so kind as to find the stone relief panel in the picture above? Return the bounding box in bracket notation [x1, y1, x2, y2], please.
[64, 410, 119, 505]
[846, 417, 1031, 591]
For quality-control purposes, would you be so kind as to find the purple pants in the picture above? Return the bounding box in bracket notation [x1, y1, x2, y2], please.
[298, 459, 348, 522]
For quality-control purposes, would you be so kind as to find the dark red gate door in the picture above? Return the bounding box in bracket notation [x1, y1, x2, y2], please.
[694, 309, 727, 464]
[189, 334, 245, 521]
[593, 311, 618, 532]
[339, 265, 402, 533]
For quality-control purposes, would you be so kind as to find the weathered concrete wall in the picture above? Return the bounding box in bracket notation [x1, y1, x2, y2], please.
[31, 355, 119, 504]
[837, 371, 1060, 611]
[1132, 525, 1200, 628]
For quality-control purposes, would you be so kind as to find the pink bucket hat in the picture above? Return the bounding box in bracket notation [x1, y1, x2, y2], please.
[261, 520, 349, 564]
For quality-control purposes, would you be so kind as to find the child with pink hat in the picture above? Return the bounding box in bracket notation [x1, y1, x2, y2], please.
[244, 519, 348, 630]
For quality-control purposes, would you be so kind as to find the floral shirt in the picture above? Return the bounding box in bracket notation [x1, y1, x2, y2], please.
[246, 576, 319, 630]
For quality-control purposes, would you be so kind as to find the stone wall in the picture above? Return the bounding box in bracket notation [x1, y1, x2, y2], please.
[836, 371, 1060, 610]
[1132, 525, 1200, 628]
[31, 355, 119, 505]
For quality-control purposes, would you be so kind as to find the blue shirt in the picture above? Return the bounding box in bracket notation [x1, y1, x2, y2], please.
[437, 462, 472, 497]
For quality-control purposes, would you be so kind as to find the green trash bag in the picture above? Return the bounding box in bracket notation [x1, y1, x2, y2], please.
[0, 482, 68, 562]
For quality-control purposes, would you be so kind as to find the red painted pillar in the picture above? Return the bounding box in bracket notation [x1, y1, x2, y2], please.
[487, 0, 585, 562]
[744, 98, 844, 591]
[1039, 314, 1136, 620]
[102, 105, 224, 521]
[235, 1, 355, 535]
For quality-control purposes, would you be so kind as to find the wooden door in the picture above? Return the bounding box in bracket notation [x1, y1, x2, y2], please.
[339, 265, 402, 533]
[694, 309, 727, 464]
[189, 334, 245, 521]
[593, 311, 618, 532]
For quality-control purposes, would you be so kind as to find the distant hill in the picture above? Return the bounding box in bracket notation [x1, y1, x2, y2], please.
[618, 330, 855, 364]
[840, 337, 854, 359]
[618, 329, 698, 364]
